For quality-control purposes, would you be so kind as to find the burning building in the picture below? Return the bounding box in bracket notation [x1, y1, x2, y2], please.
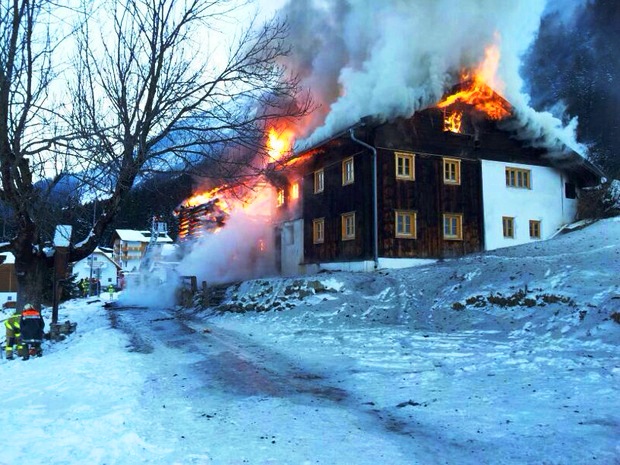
[174, 36, 605, 279]
[267, 88, 604, 275]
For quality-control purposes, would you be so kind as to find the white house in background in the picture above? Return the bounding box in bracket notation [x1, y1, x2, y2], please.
[111, 229, 173, 272]
[72, 247, 121, 287]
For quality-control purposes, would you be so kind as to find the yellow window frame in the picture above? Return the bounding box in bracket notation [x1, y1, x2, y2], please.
[341, 212, 356, 241]
[443, 213, 463, 240]
[503, 216, 515, 238]
[395, 210, 417, 239]
[395, 152, 415, 180]
[443, 158, 461, 185]
[313, 218, 325, 244]
[505, 167, 531, 189]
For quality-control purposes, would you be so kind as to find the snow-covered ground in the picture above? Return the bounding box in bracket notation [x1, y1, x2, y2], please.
[1, 217, 619, 465]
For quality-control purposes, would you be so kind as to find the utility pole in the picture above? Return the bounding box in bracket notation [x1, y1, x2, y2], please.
[88, 200, 96, 297]
[52, 225, 72, 325]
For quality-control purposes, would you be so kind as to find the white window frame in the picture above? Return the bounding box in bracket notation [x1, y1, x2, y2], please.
[342, 157, 354, 185]
[314, 169, 324, 193]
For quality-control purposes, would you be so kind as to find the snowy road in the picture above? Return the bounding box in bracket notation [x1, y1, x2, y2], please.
[108, 305, 418, 464]
[108, 302, 619, 465]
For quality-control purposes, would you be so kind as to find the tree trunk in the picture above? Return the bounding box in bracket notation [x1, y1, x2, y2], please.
[14, 249, 49, 312]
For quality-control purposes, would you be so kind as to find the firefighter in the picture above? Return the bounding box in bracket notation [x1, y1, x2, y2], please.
[4, 308, 23, 360]
[19, 304, 45, 360]
[108, 284, 115, 300]
[80, 278, 89, 297]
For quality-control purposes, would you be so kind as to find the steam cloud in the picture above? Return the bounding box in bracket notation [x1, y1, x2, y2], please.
[178, 207, 277, 286]
[278, 0, 591, 156]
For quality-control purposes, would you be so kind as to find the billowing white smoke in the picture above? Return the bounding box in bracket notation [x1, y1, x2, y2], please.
[279, 0, 590, 156]
[118, 194, 277, 308]
[176, 193, 278, 286]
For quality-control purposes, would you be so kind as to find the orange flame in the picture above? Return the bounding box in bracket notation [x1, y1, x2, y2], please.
[178, 123, 300, 240]
[444, 110, 463, 133]
[183, 185, 230, 209]
[437, 44, 511, 124]
[267, 127, 296, 161]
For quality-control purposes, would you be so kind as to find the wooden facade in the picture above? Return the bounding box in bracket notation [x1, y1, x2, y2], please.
[302, 139, 374, 263]
[287, 105, 601, 265]
[0, 262, 17, 292]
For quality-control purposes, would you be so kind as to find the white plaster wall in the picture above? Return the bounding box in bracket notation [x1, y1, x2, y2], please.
[280, 219, 305, 277]
[73, 256, 118, 286]
[319, 261, 376, 272]
[0, 292, 17, 307]
[481, 160, 578, 251]
[377, 258, 436, 269]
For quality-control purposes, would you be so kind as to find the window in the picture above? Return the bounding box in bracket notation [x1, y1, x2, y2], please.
[342, 157, 354, 185]
[284, 224, 295, 246]
[565, 182, 576, 199]
[276, 189, 284, 207]
[503, 216, 515, 238]
[395, 152, 415, 180]
[443, 214, 463, 240]
[443, 158, 461, 185]
[312, 219, 324, 244]
[341, 212, 356, 241]
[395, 211, 417, 238]
[314, 169, 324, 193]
[291, 183, 299, 199]
[529, 220, 541, 239]
[505, 167, 531, 189]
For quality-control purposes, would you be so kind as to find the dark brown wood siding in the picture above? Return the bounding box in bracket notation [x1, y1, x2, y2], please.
[0, 264, 18, 292]
[295, 105, 595, 264]
[303, 140, 374, 263]
[376, 148, 483, 258]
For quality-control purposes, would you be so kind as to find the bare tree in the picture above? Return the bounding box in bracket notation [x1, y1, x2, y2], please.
[0, 0, 310, 308]
[0, 0, 76, 308]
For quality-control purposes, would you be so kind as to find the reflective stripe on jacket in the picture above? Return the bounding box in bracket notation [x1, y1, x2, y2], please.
[4, 314, 20, 331]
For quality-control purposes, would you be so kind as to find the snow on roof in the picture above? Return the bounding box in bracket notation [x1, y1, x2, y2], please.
[0, 252, 15, 265]
[73, 247, 121, 269]
[115, 229, 173, 243]
[115, 229, 149, 242]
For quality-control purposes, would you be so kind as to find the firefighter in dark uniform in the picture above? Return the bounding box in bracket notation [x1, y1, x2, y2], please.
[19, 304, 45, 360]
